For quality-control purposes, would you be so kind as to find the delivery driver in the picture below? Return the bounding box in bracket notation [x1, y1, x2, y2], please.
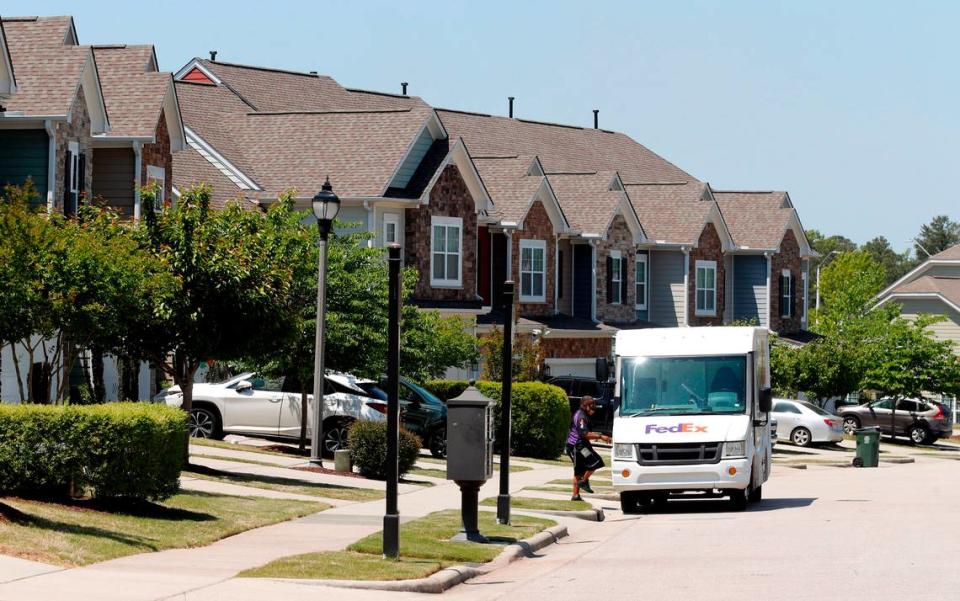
[566, 395, 611, 501]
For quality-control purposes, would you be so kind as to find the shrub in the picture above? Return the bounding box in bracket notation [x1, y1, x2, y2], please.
[348, 420, 421, 480]
[0, 403, 185, 501]
[426, 380, 570, 460]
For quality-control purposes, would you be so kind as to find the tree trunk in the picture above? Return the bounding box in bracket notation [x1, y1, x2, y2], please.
[91, 346, 105, 403]
[173, 352, 199, 466]
[299, 389, 309, 452]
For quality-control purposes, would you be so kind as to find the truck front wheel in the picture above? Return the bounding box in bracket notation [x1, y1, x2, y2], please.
[620, 492, 646, 514]
[729, 488, 749, 511]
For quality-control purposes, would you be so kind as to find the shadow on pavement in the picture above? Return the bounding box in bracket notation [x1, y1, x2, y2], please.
[639, 496, 816, 515]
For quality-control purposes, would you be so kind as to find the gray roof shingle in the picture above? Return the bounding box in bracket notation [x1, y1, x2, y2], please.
[93, 45, 169, 138]
[714, 190, 793, 250]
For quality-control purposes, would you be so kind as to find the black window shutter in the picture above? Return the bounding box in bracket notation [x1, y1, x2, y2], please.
[62, 148, 72, 214]
[606, 256, 613, 303]
[558, 251, 564, 299]
[620, 257, 628, 304]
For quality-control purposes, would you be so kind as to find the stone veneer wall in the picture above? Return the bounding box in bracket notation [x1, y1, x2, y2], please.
[52, 87, 93, 212]
[596, 213, 636, 323]
[512, 200, 556, 318]
[405, 164, 478, 302]
[141, 109, 173, 206]
[688, 222, 726, 327]
[541, 337, 612, 359]
[770, 229, 803, 333]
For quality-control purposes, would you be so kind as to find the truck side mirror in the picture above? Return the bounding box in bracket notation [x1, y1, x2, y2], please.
[595, 357, 609, 382]
[759, 388, 773, 413]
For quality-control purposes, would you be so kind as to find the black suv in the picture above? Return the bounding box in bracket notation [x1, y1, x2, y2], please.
[547, 376, 616, 435]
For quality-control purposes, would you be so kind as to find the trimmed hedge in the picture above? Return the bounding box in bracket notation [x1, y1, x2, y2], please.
[425, 380, 569, 460]
[348, 420, 421, 480]
[0, 403, 186, 501]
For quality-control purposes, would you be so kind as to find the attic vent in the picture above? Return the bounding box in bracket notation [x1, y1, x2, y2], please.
[209, 50, 218, 61]
[181, 67, 215, 85]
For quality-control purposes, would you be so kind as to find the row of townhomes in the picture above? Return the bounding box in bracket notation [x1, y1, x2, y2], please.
[0, 15, 815, 400]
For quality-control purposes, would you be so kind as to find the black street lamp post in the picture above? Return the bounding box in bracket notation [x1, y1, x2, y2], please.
[309, 178, 340, 466]
[497, 281, 515, 524]
[383, 244, 402, 558]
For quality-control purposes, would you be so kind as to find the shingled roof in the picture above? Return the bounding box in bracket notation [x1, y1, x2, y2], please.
[471, 155, 543, 223]
[930, 243, 960, 261]
[714, 190, 794, 250]
[623, 182, 713, 245]
[93, 45, 171, 138]
[172, 146, 248, 209]
[546, 171, 628, 237]
[887, 275, 960, 308]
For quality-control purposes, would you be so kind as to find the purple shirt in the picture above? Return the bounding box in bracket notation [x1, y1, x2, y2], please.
[567, 409, 589, 446]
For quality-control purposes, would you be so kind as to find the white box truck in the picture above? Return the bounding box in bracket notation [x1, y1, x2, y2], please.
[611, 327, 773, 513]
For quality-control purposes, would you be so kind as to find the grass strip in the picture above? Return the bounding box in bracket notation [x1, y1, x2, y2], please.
[481, 496, 590, 512]
[190, 453, 287, 468]
[184, 464, 383, 502]
[0, 491, 320, 567]
[241, 551, 444, 580]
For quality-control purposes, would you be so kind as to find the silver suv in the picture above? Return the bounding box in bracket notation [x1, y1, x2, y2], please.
[838, 398, 952, 444]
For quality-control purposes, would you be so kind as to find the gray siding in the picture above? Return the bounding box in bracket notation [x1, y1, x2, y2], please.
[897, 298, 960, 352]
[0, 129, 49, 204]
[649, 250, 684, 326]
[733, 255, 768, 327]
[389, 128, 434, 190]
[92, 148, 135, 216]
[333, 205, 369, 236]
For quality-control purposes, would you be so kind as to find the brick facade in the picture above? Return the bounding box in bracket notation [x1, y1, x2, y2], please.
[52, 87, 93, 213]
[541, 336, 612, 359]
[688, 222, 726, 327]
[770, 228, 803, 333]
[513, 200, 556, 317]
[141, 109, 173, 207]
[596, 213, 636, 323]
[405, 164, 478, 301]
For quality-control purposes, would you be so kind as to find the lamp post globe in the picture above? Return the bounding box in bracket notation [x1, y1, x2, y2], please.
[312, 177, 341, 238]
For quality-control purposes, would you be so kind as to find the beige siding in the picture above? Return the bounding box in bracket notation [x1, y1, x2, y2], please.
[897, 298, 960, 353]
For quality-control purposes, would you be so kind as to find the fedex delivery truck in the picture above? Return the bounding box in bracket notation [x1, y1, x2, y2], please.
[611, 327, 773, 513]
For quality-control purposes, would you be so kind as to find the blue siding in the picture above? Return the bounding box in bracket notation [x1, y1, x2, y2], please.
[573, 245, 592, 319]
[649, 251, 684, 326]
[0, 129, 49, 205]
[733, 255, 768, 327]
[389, 128, 434, 189]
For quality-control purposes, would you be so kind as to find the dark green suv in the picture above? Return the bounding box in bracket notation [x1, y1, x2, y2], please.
[357, 378, 448, 458]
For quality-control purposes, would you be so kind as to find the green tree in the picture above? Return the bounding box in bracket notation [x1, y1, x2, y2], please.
[914, 215, 960, 257]
[814, 251, 886, 330]
[861, 236, 913, 286]
[479, 327, 543, 382]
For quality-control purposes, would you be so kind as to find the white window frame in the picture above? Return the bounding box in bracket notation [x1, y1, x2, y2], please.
[146, 165, 165, 211]
[781, 268, 792, 318]
[430, 216, 463, 287]
[695, 259, 717, 317]
[383, 213, 401, 247]
[519, 239, 547, 303]
[609, 250, 623, 305]
[635, 253, 648, 311]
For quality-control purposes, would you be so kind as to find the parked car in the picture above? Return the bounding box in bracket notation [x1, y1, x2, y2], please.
[154, 371, 387, 454]
[770, 418, 778, 448]
[770, 399, 844, 447]
[547, 376, 615, 435]
[837, 398, 952, 444]
[356, 377, 448, 458]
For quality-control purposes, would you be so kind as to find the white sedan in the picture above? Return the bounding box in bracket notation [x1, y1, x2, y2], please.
[770, 399, 844, 447]
[154, 371, 386, 454]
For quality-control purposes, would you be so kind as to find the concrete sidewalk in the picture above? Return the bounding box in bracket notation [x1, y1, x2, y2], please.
[0, 458, 570, 601]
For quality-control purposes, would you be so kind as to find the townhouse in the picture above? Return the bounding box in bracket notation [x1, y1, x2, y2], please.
[163, 54, 817, 378]
[0, 15, 184, 402]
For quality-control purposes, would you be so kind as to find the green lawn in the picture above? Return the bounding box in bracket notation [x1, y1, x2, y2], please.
[190, 452, 287, 468]
[481, 496, 591, 512]
[409, 466, 447, 479]
[242, 509, 556, 581]
[185, 464, 382, 502]
[0, 491, 321, 566]
[191, 438, 301, 457]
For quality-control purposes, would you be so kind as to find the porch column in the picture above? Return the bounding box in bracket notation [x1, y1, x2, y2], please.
[133, 141, 142, 222]
[682, 247, 690, 327]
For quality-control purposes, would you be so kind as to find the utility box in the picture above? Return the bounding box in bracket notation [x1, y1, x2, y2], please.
[446, 384, 495, 482]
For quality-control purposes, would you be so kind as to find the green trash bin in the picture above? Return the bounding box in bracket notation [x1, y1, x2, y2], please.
[853, 427, 880, 468]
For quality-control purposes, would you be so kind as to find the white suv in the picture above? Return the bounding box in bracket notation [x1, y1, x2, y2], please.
[155, 371, 386, 454]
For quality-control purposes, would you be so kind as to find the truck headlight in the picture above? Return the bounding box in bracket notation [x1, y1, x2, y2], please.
[722, 441, 746, 458]
[613, 443, 636, 460]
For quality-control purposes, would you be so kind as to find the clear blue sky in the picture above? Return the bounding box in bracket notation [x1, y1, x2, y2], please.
[10, 0, 957, 252]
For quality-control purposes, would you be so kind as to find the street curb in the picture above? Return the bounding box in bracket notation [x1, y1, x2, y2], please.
[522, 507, 605, 522]
[264, 524, 568, 594]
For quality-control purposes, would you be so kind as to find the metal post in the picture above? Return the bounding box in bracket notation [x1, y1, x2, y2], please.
[309, 232, 329, 466]
[383, 244, 402, 558]
[497, 281, 515, 524]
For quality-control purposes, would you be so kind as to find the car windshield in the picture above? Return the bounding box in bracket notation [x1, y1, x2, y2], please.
[620, 355, 748, 416]
[799, 401, 830, 416]
[357, 382, 388, 400]
[403, 379, 444, 404]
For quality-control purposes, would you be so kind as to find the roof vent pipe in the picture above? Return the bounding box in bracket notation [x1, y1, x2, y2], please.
[310, 70, 317, 75]
[401, 82, 408, 96]
[209, 50, 218, 61]
[509, 96, 515, 118]
[593, 109, 599, 129]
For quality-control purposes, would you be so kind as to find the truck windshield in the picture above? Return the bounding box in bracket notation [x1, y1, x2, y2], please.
[620, 355, 748, 416]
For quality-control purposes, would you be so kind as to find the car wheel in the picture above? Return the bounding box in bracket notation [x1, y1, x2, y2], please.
[429, 427, 447, 459]
[188, 407, 222, 439]
[729, 488, 749, 511]
[323, 420, 353, 456]
[842, 416, 860, 435]
[791, 427, 812, 447]
[908, 424, 930, 445]
[620, 491, 645, 514]
[749, 485, 762, 503]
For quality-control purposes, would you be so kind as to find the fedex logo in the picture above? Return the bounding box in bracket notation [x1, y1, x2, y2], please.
[645, 423, 708, 434]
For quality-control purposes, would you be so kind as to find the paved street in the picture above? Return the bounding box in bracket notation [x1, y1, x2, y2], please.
[190, 452, 960, 601]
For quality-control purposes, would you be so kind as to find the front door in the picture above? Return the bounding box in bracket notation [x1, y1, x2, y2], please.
[573, 245, 593, 319]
